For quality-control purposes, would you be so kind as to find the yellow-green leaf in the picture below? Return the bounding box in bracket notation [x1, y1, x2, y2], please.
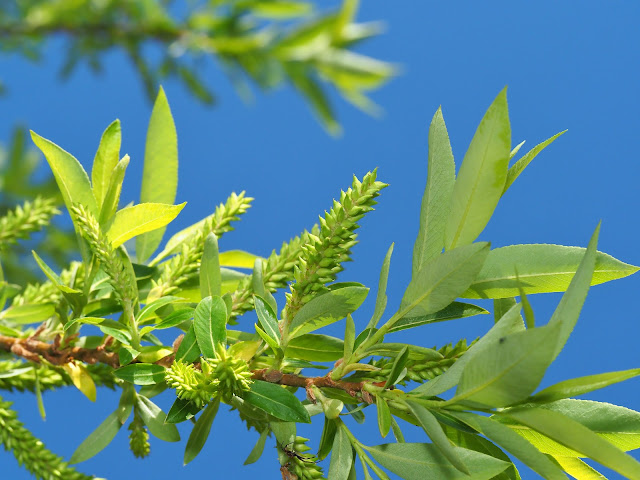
[62, 362, 97, 402]
[107, 202, 185, 248]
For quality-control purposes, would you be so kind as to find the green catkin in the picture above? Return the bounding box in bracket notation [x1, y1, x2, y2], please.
[153, 192, 252, 296]
[284, 436, 325, 480]
[283, 171, 387, 323]
[12, 262, 84, 307]
[0, 196, 59, 248]
[0, 394, 93, 480]
[70, 203, 135, 306]
[128, 412, 151, 459]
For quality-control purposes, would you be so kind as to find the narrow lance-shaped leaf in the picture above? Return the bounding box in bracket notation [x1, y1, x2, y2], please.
[136, 395, 180, 442]
[384, 346, 408, 388]
[92, 119, 121, 207]
[328, 426, 353, 480]
[413, 302, 523, 397]
[389, 301, 488, 333]
[462, 242, 637, 299]
[165, 397, 202, 424]
[62, 362, 97, 402]
[176, 323, 201, 363]
[407, 401, 469, 474]
[450, 412, 567, 480]
[376, 396, 391, 438]
[503, 130, 567, 194]
[137, 86, 178, 263]
[200, 233, 221, 299]
[286, 334, 344, 362]
[528, 368, 640, 404]
[194, 296, 227, 359]
[243, 380, 311, 423]
[107, 202, 186, 248]
[31, 131, 98, 215]
[364, 442, 510, 480]
[114, 364, 166, 385]
[413, 107, 455, 274]
[98, 155, 129, 226]
[445, 87, 511, 250]
[548, 223, 599, 360]
[552, 456, 607, 479]
[503, 407, 640, 479]
[343, 314, 355, 361]
[288, 285, 369, 339]
[368, 243, 393, 329]
[454, 322, 560, 407]
[184, 399, 220, 465]
[254, 295, 280, 345]
[395, 242, 490, 325]
[70, 410, 123, 464]
[244, 429, 269, 465]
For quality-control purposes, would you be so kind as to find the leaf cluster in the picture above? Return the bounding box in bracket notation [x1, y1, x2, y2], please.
[0, 88, 639, 480]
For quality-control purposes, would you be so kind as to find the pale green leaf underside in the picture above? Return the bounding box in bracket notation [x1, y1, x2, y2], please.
[106, 202, 186, 248]
[462, 244, 638, 299]
[412, 107, 455, 275]
[552, 456, 607, 479]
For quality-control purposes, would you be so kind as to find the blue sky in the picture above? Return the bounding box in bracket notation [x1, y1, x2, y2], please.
[1, 2, 639, 479]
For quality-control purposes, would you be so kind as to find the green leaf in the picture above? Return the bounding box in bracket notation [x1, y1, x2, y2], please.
[184, 399, 220, 465]
[497, 399, 640, 456]
[136, 395, 180, 442]
[107, 202, 185, 248]
[328, 426, 353, 480]
[70, 410, 122, 464]
[136, 296, 182, 324]
[503, 406, 640, 478]
[365, 442, 510, 480]
[243, 380, 311, 423]
[343, 314, 355, 361]
[34, 369, 45, 420]
[390, 417, 406, 443]
[255, 323, 280, 351]
[116, 384, 135, 424]
[377, 396, 391, 438]
[30, 131, 98, 215]
[286, 334, 344, 362]
[244, 429, 269, 465]
[92, 119, 121, 207]
[462, 243, 637, 299]
[503, 130, 567, 194]
[368, 243, 394, 329]
[166, 397, 201, 424]
[254, 295, 280, 345]
[194, 296, 227, 359]
[251, 1, 312, 19]
[200, 233, 221, 299]
[395, 242, 490, 325]
[389, 302, 488, 333]
[137, 86, 178, 263]
[318, 417, 337, 460]
[548, 225, 599, 360]
[413, 302, 523, 397]
[288, 285, 369, 338]
[528, 368, 640, 404]
[0, 303, 55, 324]
[494, 297, 517, 324]
[408, 402, 469, 474]
[113, 364, 166, 385]
[364, 343, 442, 362]
[445, 88, 511, 250]
[384, 346, 408, 388]
[451, 412, 567, 480]
[176, 323, 201, 363]
[453, 323, 560, 407]
[552, 456, 607, 480]
[413, 107, 456, 274]
[219, 250, 261, 269]
[98, 155, 129, 225]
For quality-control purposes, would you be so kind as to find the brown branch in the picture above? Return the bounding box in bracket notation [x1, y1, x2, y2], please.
[1, 334, 384, 399]
[0, 334, 119, 368]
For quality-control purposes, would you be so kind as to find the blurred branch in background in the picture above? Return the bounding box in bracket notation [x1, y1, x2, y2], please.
[0, 0, 396, 134]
